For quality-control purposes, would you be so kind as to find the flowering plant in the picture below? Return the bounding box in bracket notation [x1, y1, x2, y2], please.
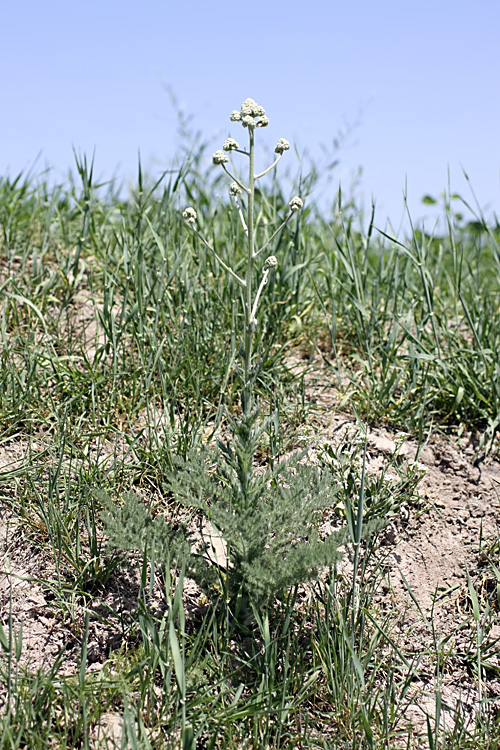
[183, 97, 303, 420]
[104, 100, 348, 625]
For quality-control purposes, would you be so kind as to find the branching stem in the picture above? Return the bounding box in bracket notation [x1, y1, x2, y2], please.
[222, 165, 250, 195]
[190, 227, 246, 287]
[250, 268, 271, 323]
[255, 153, 282, 180]
[254, 210, 294, 258]
[232, 195, 248, 235]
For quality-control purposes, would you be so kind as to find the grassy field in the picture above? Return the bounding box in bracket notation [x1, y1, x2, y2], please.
[0, 131, 500, 749]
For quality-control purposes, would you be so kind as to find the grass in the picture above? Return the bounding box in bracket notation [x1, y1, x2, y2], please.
[0, 118, 500, 748]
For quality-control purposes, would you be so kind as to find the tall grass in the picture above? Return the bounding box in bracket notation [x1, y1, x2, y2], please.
[313, 194, 500, 447]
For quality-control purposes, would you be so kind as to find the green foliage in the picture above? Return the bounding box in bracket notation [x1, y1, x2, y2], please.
[319, 430, 425, 522]
[102, 409, 348, 617]
[312, 191, 500, 448]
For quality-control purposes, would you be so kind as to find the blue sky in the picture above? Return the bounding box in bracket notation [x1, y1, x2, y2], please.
[2, 0, 499, 231]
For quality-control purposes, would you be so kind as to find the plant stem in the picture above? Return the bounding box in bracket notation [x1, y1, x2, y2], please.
[243, 128, 256, 417]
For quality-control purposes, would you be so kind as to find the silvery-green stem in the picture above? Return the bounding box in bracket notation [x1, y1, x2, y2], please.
[254, 210, 294, 258]
[242, 127, 256, 417]
[190, 226, 245, 287]
[254, 152, 282, 180]
[222, 165, 249, 195]
[251, 267, 271, 322]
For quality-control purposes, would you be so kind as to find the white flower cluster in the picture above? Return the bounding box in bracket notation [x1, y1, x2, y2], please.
[275, 138, 290, 155]
[263, 255, 278, 269]
[223, 138, 239, 152]
[182, 207, 197, 226]
[229, 182, 242, 196]
[241, 98, 265, 117]
[229, 98, 269, 129]
[289, 196, 304, 212]
[212, 150, 229, 165]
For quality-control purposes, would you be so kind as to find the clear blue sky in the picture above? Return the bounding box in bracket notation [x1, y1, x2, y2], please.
[2, 0, 499, 231]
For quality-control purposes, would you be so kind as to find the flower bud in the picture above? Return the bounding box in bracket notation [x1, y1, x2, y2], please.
[182, 207, 197, 226]
[256, 116, 269, 128]
[275, 138, 290, 154]
[240, 98, 265, 117]
[242, 115, 256, 129]
[230, 110, 242, 121]
[264, 255, 278, 269]
[223, 137, 239, 152]
[229, 182, 242, 196]
[241, 99, 255, 116]
[212, 150, 229, 165]
[289, 196, 304, 212]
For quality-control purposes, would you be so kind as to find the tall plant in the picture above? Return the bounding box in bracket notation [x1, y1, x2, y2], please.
[103, 99, 348, 622]
[182, 100, 302, 419]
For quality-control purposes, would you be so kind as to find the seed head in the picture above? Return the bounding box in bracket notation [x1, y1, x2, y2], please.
[182, 207, 197, 226]
[229, 182, 242, 196]
[275, 138, 290, 154]
[289, 196, 304, 212]
[223, 137, 239, 152]
[213, 150, 229, 165]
